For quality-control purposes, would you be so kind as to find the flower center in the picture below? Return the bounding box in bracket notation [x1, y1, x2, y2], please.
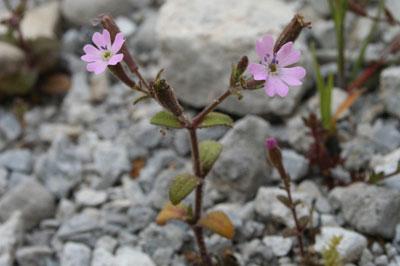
[269, 63, 278, 74]
[101, 50, 113, 61]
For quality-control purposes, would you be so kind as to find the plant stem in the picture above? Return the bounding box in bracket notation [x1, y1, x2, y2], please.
[192, 89, 232, 127]
[188, 126, 212, 266]
[276, 166, 306, 259]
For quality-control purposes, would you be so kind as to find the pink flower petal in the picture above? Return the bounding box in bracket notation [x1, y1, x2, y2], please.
[276, 42, 301, 67]
[265, 76, 289, 97]
[87, 61, 108, 75]
[108, 53, 124, 65]
[102, 30, 112, 50]
[81, 54, 101, 63]
[256, 35, 274, 63]
[279, 67, 306, 86]
[83, 44, 100, 56]
[92, 32, 107, 49]
[111, 32, 125, 54]
[248, 63, 268, 80]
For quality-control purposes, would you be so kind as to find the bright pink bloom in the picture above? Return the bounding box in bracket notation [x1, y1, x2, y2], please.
[81, 30, 125, 74]
[265, 137, 278, 150]
[248, 35, 306, 97]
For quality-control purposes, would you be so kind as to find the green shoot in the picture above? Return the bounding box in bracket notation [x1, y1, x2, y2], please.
[328, 0, 348, 89]
[322, 235, 343, 266]
[350, 0, 384, 80]
[311, 43, 334, 130]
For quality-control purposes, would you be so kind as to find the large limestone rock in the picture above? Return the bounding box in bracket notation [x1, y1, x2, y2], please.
[330, 183, 400, 239]
[208, 116, 272, 201]
[157, 0, 309, 116]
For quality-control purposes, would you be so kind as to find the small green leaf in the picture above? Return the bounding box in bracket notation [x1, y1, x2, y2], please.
[199, 112, 233, 128]
[169, 174, 199, 205]
[276, 195, 291, 209]
[133, 94, 151, 105]
[298, 216, 310, 230]
[199, 140, 223, 175]
[150, 111, 183, 128]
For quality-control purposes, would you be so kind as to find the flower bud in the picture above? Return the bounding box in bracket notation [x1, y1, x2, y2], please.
[265, 137, 283, 169]
[153, 79, 184, 117]
[101, 15, 138, 72]
[236, 56, 249, 76]
[273, 14, 311, 53]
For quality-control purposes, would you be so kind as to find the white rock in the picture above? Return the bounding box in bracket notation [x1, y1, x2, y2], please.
[61, 242, 91, 266]
[0, 212, 24, 266]
[262, 236, 292, 257]
[272, 149, 308, 182]
[21, 2, 60, 40]
[157, 0, 310, 116]
[314, 227, 367, 262]
[115, 247, 155, 266]
[254, 186, 314, 228]
[75, 188, 107, 207]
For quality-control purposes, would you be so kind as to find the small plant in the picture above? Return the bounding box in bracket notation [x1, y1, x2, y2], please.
[265, 137, 312, 265]
[82, 14, 309, 265]
[322, 235, 343, 266]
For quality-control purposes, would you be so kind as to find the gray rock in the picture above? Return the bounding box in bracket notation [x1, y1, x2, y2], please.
[298, 180, 332, 214]
[131, 10, 158, 54]
[0, 179, 55, 229]
[342, 138, 376, 170]
[239, 239, 277, 266]
[57, 210, 103, 244]
[0, 149, 32, 173]
[380, 66, 400, 119]
[358, 120, 400, 153]
[330, 183, 400, 238]
[314, 226, 367, 262]
[393, 224, 400, 252]
[157, 0, 309, 116]
[254, 186, 313, 228]
[127, 205, 156, 233]
[139, 223, 185, 256]
[359, 248, 374, 266]
[61, 0, 142, 25]
[92, 141, 130, 189]
[372, 242, 384, 256]
[56, 199, 77, 221]
[39, 123, 82, 142]
[20, 2, 60, 40]
[75, 188, 107, 207]
[272, 149, 308, 182]
[115, 17, 137, 37]
[8, 172, 31, 188]
[35, 135, 83, 197]
[0, 110, 22, 142]
[262, 236, 292, 257]
[375, 255, 389, 266]
[15, 246, 53, 266]
[61, 242, 91, 266]
[386, 0, 400, 21]
[0, 212, 24, 266]
[115, 246, 155, 266]
[0, 168, 7, 197]
[91, 247, 115, 266]
[209, 116, 272, 201]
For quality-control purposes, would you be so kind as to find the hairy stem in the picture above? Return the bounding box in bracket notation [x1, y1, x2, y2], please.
[188, 127, 211, 266]
[277, 166, 306, 259]
[193, 89, 232, 127]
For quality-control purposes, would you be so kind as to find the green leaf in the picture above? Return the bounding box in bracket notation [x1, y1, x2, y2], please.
[133, 94, 151, 105]
[321, 73, 333, 130]
[169, 174, 199, 205]
[199, 112, 233, 128]
[199, 140, 223, 175]
[150, 111, 183, 128]
[276, 195, 291, 209]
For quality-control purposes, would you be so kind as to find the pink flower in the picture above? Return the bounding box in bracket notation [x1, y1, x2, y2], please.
[81, 30, 125, 74]
[248, 35, 306, 97]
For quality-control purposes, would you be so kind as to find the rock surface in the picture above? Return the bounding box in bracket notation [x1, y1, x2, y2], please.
[209, 116, 272, 201]
[0, 179, 55, 229]
[314, 226, 367, 262]
[157, 0, 308, 116]
[330, 183, 400, 238]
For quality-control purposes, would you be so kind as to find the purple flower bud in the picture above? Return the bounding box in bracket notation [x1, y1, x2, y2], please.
[265, 137, 278, 150]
